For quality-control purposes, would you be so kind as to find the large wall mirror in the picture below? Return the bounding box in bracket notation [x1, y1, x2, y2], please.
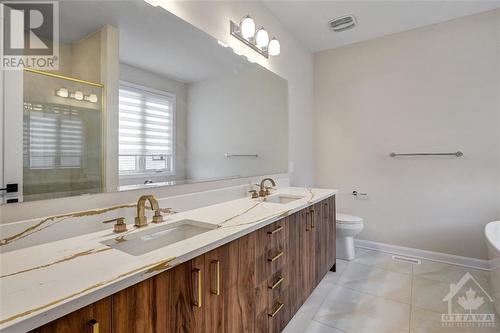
[0, 0, 288, 204]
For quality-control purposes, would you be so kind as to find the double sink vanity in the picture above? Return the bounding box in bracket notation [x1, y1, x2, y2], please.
[0, 185, 337, 333]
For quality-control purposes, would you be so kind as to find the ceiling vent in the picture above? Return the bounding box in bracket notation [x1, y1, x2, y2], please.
[329, 15, 357, 32]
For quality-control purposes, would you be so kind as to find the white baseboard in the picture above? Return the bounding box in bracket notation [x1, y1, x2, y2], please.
[354, 239, 492, 271]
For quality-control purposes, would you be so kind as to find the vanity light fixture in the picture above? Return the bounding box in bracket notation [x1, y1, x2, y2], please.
[229, 16, 280, 58]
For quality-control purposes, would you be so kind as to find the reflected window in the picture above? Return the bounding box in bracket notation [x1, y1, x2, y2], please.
[118, 83, 175, 176]
[23, 103, 84, 169]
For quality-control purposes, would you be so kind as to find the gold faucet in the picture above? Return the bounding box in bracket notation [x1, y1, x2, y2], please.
[259, 178, 276, 197]
[135, 195, 163, 227]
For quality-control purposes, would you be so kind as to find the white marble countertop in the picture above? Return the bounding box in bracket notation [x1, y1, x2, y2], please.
[0, 187, 337, 333]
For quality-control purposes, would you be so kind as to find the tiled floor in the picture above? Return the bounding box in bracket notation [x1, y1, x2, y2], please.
[284, 248, 499, 333]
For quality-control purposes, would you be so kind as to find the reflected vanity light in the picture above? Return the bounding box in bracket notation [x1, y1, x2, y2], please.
[56, 88, 98, 103]
[55, 88, 69, 98]
[230, 16, 280, 58]
[85, 94, 98, 103]
[73, 91, 84, 101]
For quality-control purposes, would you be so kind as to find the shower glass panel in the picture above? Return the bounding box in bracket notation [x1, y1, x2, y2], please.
[22, 70, 104, 201]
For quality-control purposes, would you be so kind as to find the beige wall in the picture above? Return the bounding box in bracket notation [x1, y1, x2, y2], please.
[314, 10, 500, 260]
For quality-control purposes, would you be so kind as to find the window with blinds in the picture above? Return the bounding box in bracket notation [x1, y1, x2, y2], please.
[23, 103, 84, 169]
[119, 83, 175, 176]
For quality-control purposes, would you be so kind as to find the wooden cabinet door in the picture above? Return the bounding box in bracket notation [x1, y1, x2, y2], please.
[29, 297, 111, 333]
[313, 202, 328, 284]
[300, 207, 316, 298]
[326, 196, 336, 270]
[112, 278, 155, 333]
[167, 256, 205, 333]
[224, 233, 256, 333]
[288, 211, 304, 314]
[204, 243, 228, 333]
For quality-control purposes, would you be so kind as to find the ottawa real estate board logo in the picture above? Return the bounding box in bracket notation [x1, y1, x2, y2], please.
[1, 1, 59, 70]
[442, 272, 496, 328]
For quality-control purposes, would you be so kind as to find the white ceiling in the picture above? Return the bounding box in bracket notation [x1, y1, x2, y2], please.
[262, 1, 500, 52]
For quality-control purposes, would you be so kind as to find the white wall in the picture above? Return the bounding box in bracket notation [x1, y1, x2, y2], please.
[0, 0, 312, 223]
[314, 10, 500, 260]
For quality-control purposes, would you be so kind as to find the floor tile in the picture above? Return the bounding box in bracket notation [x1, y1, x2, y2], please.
[410, 306, 500, 333]
[314, 285, 410, 333]
[412, 275, 496, 315]
[338, 262, 412, 303]
[283, 320, 345, 333]
[414, 260, 491, 289]
[354, 249, 414, 274]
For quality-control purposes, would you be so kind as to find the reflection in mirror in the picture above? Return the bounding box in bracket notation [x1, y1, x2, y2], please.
[1, 0, 288, 204]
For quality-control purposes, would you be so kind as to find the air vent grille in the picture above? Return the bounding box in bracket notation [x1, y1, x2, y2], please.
[392, 255, 421, 265]
[329, 15, 357, 32]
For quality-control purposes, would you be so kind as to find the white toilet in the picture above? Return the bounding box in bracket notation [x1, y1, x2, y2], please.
[336, 213, 364, 261]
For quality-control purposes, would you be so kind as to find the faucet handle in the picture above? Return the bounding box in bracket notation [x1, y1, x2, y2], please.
[248, 190, 259, 199]
[152, 210, 164, 224]
[105, 217, 127, 233]
[265, 186, 275, 196]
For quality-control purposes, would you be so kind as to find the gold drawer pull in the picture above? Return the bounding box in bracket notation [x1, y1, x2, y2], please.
[210, 260, 220, 296]
[268, 251, 284, 262]
[193, 268, 202, 307]
[87, 319, 99, 333]
[267, 225, 283, 235]
[268, 277, 284, 290]
[268, 302, 284, 318]
[310, 209, 315, 229]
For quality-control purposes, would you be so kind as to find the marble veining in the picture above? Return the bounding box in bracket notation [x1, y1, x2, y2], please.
[0, 187, 337, 333]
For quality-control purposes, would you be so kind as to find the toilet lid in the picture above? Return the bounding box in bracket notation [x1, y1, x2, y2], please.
[336, 213, 363, 224]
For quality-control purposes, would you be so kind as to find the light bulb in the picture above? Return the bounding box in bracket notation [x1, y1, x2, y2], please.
[268, 38, 280, 56]
[74, 91, 83, 101]
[56, 88, 69, 98]
[255, 27, 269, 49]
[87, 94, 98, 103]
[240, 16, 255, 40]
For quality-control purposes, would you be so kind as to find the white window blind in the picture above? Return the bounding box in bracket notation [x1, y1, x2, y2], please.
[23, 103, 83, 169]
[119, 83, 174, 175]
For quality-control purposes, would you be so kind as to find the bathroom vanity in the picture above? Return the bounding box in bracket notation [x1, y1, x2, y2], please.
[0, 187, 337, 333]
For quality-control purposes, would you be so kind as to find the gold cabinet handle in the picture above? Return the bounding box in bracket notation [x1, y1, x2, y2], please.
[268, 251, 284, 262]
[192, 268, 202, 307]
[310, 209, 315, 229]
[267, 225, 283, 235]
[210, 260, 220, 296]
[268, 277, 284, 290]
[268, 302, 284, 318]
[87, 319, 99, 333]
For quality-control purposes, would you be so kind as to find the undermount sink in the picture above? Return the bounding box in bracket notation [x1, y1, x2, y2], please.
[264, 194, 304, 204]
[101, 219, 218, 256]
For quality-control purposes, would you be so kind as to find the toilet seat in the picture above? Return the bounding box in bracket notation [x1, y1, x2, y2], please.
[336, 213, 363, 225]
